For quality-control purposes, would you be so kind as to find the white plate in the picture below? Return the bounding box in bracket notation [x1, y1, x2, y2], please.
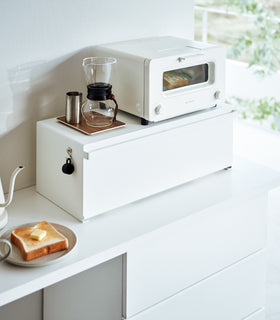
[0, 223, 77, 267]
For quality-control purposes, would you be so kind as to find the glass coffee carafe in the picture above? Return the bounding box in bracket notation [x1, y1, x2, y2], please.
[81, 57, 118, 127]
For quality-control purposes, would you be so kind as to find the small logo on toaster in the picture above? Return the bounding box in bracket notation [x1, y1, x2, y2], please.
[185, 100, 195, 104]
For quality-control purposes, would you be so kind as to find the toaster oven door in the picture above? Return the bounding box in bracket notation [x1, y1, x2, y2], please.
[145, 48, 225, 122]
[162, 63, 209, 92]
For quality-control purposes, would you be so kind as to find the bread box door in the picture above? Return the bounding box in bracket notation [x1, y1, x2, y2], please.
[82, 111, 232, 219]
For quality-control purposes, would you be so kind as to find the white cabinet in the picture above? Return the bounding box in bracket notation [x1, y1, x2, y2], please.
[1, 158, 275, 320]
[44, 256, 122, 320]
[0, 291, 42, 320]
[43, 194, 267, 320]
[124, 194, 267, 317]
[126, 251, 265, 320]
[36, 106, 233, 221]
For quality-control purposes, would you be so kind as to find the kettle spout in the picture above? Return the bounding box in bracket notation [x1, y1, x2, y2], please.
[0, 166, 24, 208]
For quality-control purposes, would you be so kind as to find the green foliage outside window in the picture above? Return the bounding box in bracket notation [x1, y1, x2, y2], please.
[224, 1, 280, 130]
[228, 96, 280, 130]
[196, 0, 280, 130]
[225, 0, 280, 76]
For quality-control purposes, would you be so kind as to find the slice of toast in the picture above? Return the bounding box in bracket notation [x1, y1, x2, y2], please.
[163, 71, 189, 90]
[11, 221, 69, 261]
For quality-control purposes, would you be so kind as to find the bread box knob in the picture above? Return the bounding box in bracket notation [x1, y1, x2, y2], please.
[62, 158, 75, 175]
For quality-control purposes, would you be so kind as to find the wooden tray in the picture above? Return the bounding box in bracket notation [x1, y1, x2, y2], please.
[57, 115, 126, 135]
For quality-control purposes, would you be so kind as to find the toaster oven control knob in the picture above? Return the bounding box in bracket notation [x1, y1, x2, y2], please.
[214, 90, 221, 100]
[155, 105, 162, 115]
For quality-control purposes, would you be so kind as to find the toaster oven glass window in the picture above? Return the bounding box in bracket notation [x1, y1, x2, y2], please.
[163, 64, 209, 91]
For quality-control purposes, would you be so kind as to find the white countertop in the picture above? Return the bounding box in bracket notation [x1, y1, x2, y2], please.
[0, 156, 280, 307]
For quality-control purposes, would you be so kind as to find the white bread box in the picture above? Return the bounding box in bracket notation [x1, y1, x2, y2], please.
[36, 104, 234, 222]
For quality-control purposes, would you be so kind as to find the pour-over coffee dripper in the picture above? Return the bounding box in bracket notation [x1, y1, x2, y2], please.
[81, 57, 118, 128]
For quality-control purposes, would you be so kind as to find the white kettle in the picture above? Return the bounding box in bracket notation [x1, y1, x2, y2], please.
[0, 166, 24, 230]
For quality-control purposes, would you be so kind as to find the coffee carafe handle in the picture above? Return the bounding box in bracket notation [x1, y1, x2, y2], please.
[109, 94, 119, 122]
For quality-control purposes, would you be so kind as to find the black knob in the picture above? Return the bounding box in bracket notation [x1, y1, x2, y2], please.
[62, 158, 74, 175]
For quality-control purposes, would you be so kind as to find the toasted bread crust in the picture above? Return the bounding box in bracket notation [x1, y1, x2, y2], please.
[11, 232, 28, 260]
[11, 222, 68, 261]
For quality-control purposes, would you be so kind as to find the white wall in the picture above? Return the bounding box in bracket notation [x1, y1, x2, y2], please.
[0, 0, 194, 192]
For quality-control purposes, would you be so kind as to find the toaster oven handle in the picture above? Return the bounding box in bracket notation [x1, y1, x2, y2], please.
[178, 53, 205, 61]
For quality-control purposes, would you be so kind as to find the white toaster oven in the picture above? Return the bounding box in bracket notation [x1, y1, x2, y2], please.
[94, 36, 226, 124]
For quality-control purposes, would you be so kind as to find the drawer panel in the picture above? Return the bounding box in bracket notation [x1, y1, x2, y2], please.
[0, 291, 43, 320]
[83, 112, 232, 219]
[125, 194, 267, 317]
[127, 251, 265, 320]
[44, 256, 122, 320]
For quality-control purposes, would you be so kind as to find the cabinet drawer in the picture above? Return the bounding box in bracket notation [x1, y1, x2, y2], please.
[124, 194, 267, 317]
[44, 256, 122, 320]
[0, 291, 43, 320]
[127, 251, 265, 320]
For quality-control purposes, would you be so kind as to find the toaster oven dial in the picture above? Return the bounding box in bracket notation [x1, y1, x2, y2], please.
[155, 105, 162, 115]
[214, 90, 221, 100]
